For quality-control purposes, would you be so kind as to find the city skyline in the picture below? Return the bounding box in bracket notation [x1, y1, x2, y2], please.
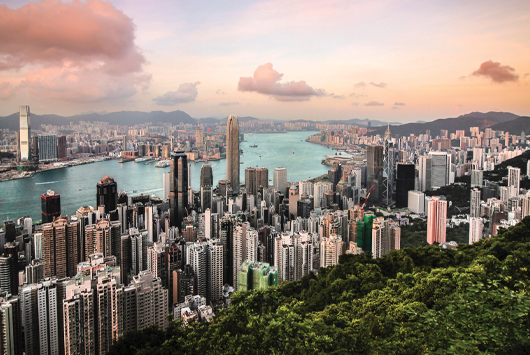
[0, 0, 529, 121]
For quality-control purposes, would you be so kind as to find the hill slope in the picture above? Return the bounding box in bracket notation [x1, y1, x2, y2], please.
[109, 218, 530, 355]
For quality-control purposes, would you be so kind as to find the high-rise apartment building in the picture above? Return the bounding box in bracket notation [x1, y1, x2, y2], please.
[238, 261, 278, 292]
[196, 129, 204, 149]
[41, 190, 61, 224]
[226, 115, 240, 193]
[320, 234, 343, 268]
[508, 166, 521, 197]
[41, 216, 80, 278]
[471, 169, 483, 188]
[273, 167, 287, 193]
[38, 135, 58, 162]
[313, 181, 333, 208]
[469, 217, 484, 244]
[170, 150, 188, 228]
[19, 105, 31, 162]
[162, 172, 170, 202]
[57, 135, 67, 160]
[96, 176, 118, 214]
[408, 190, 425, 215]
[371, 217, 401, 259]
[427, 197, 447, 244]
[366, 145, 383, 205]
[84, 218, 121, 261]
[0, 295, 22, 355]
[470, 188, 481, 218]
[274, 233, 313, 281]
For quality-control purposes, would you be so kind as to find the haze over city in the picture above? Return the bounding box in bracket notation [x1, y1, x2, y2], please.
[0, 0, 529, 121]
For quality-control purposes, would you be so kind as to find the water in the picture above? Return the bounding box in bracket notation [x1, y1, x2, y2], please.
[0, 131, 339, 222]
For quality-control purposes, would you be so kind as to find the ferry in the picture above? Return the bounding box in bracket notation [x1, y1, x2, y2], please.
[155, 160, 171, 168]
[135, 157, 154, 163]
[249, 144, 258, 148]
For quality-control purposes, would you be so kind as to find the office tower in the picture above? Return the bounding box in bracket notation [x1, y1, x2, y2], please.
[408, 190, 425, 215]
[366, 145, 383, 205]
[96, 176, 118, 214]
[418, 155, 432, 192]
[0, 254, 17, 295]
[382, 126, 394, 206]
[429, 152, 452, 189]
[200, 163, 213, 187]
[320, 234, 343, 268]
[395, 163, 415, 208]
[19, 105, 31, 162]
[470, 188, 481, 218]
[238, 261, 278, 292]
[220, 215, 235, 286]
[371, 217, 401, 259]
[469, 217, 484, 244]
[41, 190, 61, 223]
[196, 129, 204, 149]
[163, 172, 170, 201]
[32, 135, 39, 160]
[288, 185, 299, 219]
[226, 115, 240, 193]
[256, 167, 269, 193]
[200, 185, 213, 212]
[0, 295, 22, 355]
[471, 169, 483, 188]
[2, 221, 16, 243]
[508, 166, 521, 197]
[329, 164, 343, 192]
[170, 150, 189, 228]
[38, 135, 58, 162]
[41, 216, 79, 278]
[245, 168, 257, 196]
[427, 197, 447, 244]
[122, 135, 127, 151]
[57, 135, 67, 160]
[273, 167, 287, 193]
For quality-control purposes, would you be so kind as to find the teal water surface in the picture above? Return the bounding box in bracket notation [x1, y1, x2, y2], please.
[0, 131, 338, 222]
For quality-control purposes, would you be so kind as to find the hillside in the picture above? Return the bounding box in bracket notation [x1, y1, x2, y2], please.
[370, 112, 520, 137]
[491, 116, 530, 134]
[109, 218, 530, 355]
[484, 149, 530, 183]
[0, 110, 196, 130]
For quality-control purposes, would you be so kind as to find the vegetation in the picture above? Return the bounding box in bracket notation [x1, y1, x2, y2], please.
[425, 184, 471, 217]
[109, 218, 530, 355]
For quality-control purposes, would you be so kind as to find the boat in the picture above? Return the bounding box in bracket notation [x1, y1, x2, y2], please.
[135, 157, 153, 163]
[119, 157, 134, 163]
[249, 144, 258, 148]
[133, 190, 138, 193]
[155, 160, 171, 168]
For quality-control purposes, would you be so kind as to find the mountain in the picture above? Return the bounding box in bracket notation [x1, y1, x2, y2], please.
[0, 110, 196, 130]
[323, 118, 402, 127]
[490, 116, 530, 134]
[108, 218, 530, 354]
[370, 111, 520, 137]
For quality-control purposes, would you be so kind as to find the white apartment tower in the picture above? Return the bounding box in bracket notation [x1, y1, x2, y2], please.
[469, 217, 484, 244]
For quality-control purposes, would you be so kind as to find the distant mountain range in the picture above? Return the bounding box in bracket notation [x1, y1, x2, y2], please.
[0, 110, 527, 135]
[370, 112, 524, 137]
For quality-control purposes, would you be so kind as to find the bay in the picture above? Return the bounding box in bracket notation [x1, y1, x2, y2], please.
[0, 131, 338, 222]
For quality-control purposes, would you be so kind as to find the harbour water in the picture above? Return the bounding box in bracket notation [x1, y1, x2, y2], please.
[0, 131, 339, 222]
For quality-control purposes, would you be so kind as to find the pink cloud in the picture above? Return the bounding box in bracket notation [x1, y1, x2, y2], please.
[365, 101, 384, 106]
[369, 82, 387, 88]
[330, 93, 345, 99]
[354, 82, 366, 88]
[238, 63, 325, 101]
[351, 102, 359, 106]
[0, 0, 149, 102]
[153, 82, 200, 106]
[472, 60, 519, 83]
[394, 102, 406, 106]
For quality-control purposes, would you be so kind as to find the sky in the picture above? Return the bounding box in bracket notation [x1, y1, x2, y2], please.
[0, 0, 529, 122]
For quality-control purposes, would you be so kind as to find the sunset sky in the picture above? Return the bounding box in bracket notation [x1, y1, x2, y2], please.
[0, 0, 529, 122]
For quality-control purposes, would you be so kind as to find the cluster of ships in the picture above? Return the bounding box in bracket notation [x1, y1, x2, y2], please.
[118, 156, 171, 168]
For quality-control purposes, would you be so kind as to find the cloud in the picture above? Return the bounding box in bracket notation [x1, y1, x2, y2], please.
[0, 0, 149, 102]
[238, 63, 325, 101]
[216, 89, 226, 95]
[369, 82, 387, 88]
[153, 82, 200, 106]
[349, 92, 367, 98]
[330, 93, 345, 99]
[354, 82, 366, 88]
[218, 101, 239, 107]
[0, 82, 14, 100]
[472, 60, 519, 83]
[364, 101, 384, 106]
[458, 76, 466, 81]
[392, 106, 399, 110]
[351, 102, 359, 106]
[394, 102, 406, 106]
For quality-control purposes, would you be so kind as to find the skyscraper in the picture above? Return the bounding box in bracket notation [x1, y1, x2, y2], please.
[41, 216, 79, 278]
[469, 217, 483, 244]
[200, 163, 213, 187]
[96, 176, 118, 214]
[196, 129, 204, 149]
[170, 150, 188, 228]
[429, 152, 452, 189]
[395, 163, 415, 208]
[427, 197, 447, 244]
[19, 105, 31, 162]
[418, 155, 432, 192]
[273, 167, 287, 193]
[382, 125, 394, 206]
[57, 135, 67, 160]
[226, 115, 240, 193]
[41, 190, 61, 223]
[38, 135, 58, 162]
[508, 166, 521, 197]
[366, 145, 383, 205]
[470, 188, 481, 218]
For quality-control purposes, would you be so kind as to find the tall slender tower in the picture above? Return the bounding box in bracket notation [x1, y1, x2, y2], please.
[170, 150, 188, 228]
[19, 105, 31, 162]
[382, 125, 394, 206]
[427, 197, 447, 244]
[226, 115, 240, 193]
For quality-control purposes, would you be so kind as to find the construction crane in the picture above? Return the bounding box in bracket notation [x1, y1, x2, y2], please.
[360, 184, 376, 210]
